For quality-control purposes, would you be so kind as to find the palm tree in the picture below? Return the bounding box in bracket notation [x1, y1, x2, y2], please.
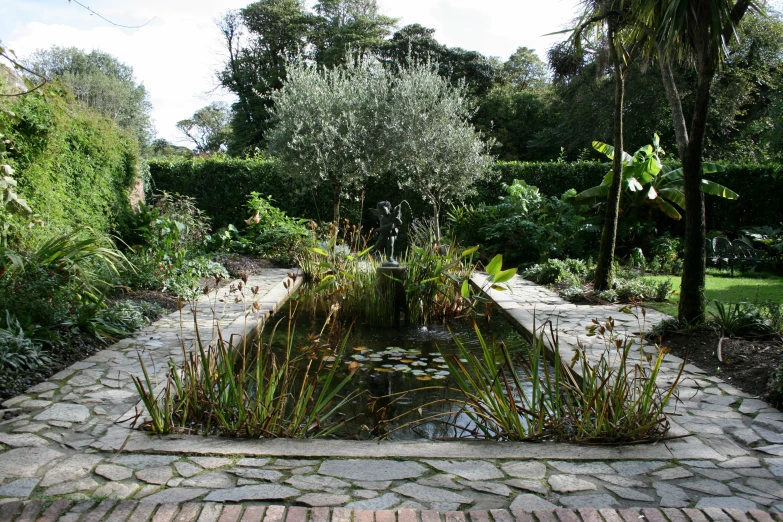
[631, 0, 759, 324]
[553, 0, 644, 291]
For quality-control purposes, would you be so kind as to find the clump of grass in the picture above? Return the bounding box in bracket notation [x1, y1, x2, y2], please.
[132, 304, 361, 438]
[297, 219, 481, 327]
[440, 308, 683, 443]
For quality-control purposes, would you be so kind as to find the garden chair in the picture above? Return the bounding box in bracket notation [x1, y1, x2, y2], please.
[709, 236, 733, 273]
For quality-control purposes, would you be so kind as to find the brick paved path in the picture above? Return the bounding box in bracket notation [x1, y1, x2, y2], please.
[0, 501, 781, 522]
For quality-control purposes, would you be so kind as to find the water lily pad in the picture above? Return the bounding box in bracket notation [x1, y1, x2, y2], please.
[376, 368, 394, 373]
[416, 376, 432, 381]
[353, 346, 369, 351]
[433, 357, 446, 363]
[411, 361, 427, 367]
[352, 354, 367, 361]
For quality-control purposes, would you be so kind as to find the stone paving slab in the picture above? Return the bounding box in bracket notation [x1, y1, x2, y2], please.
[1, 271, 783, 513]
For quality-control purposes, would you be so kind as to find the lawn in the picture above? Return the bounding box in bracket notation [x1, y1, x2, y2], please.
[643, 270, 783, 316]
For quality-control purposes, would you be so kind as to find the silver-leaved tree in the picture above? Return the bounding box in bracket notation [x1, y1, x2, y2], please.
[268, 58, 493, 236]
[385, 63, 494, 243]
[267, 57, 389, 223]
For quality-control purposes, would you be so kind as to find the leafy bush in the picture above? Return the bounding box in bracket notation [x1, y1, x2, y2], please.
[0, 313, 49, 372]
[708, 300, 776, 337]
[450, 181, 596, 265]
[99, 300, 166, 333]
[0, 231, 127, 329]
[151, 157, 783, 240]
[615, 278, 673, 302]
[121, 192, 227, 298]
[523, 258, 589, 285]
[215, 193, 311, 266]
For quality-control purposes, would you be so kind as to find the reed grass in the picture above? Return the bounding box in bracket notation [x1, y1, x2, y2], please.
[436, 306, 683, 443]
[132, 303, 361, 438]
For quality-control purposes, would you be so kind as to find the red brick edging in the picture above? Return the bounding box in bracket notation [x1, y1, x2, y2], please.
[0, 502, 781, 522]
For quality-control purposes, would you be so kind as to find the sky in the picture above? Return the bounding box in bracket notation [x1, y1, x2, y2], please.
[1, 0, 581, 146]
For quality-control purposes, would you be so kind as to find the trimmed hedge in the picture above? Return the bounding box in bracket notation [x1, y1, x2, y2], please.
[149, 158, 783, 234]
[3, 88, 139, 248]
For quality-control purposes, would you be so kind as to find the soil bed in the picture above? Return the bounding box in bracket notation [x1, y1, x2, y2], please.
[661, 327, 783, 402]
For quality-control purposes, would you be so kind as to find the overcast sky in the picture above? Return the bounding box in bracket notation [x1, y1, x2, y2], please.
[1, 0, 580, 146]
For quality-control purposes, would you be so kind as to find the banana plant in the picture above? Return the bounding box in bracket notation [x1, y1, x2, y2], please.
[571, 134, 738, 220]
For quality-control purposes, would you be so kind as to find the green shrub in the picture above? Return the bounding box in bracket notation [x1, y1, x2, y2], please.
[150, 158, 783, 240]
[708, 300, 776, 337]
[615, 277, 672, 302]
[449, 181, 597, 265]
[523, 258, 589, 286]
[214, 193, 312, 266]
[99, 300, 166, 333]
[0, 313, 49, 372]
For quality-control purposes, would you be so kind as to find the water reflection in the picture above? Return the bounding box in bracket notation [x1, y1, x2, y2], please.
[266, 303, 545, 440]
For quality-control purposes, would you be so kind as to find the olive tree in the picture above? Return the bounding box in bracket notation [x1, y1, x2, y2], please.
[267, 58, 389, 223]
[385, 63, 494, 242]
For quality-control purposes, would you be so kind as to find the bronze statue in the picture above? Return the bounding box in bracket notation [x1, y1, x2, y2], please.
[370, 201, 403, 266]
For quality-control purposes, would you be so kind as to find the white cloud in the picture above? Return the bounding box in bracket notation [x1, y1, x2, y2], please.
[2, 0, 579, 146]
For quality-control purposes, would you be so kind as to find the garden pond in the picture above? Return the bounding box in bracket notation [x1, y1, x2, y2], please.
[264, 300, 553, 441]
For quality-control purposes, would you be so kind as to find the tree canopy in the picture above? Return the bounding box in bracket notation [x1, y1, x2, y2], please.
[25, 46, 153, 149]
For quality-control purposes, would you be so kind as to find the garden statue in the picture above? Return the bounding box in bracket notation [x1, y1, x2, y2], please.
[370, 200, 403, 266]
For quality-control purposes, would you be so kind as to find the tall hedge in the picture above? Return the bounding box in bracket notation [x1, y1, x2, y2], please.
[3, 88, 139, 248]
[149, 158, 783, 234]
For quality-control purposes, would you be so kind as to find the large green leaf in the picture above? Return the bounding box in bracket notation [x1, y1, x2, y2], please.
[592, 140, 633, 164]
[701, 179, 739, 199]
[573, 184, 609, 204]
[492, 267, 518, 284]
[658, 187, 686, 210]
[485, 254, 503, 276]
[653, 198, 683, 220]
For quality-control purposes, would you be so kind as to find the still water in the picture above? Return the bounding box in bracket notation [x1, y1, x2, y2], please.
[266, 302, 547, 440]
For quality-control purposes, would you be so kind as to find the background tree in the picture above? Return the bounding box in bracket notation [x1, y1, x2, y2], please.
[266, 58, 389, 223]
[312, 0, 397, 67]
[25, 46, 153, 149]
[555, 0, 644, 291]
[218, 1, 315, 154]
[176, 102, 232, 154]
[501, 47, 548, 90]
[150, 139, 193, 159]
[385, 63, 494, 242]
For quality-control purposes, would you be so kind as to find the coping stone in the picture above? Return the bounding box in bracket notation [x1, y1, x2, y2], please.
[319, 459, 426, 481]
[203, 484, 300, 502]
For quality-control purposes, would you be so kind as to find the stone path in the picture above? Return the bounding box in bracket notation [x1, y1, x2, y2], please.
[0, 501, 780, 522]
[1, 271, 783, 516]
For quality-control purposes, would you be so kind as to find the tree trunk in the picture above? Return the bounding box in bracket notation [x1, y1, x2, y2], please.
[332, 181, 341, 224]
[432, 200, 441, 245]
[594, 22, 625, 292]
[678, 58, 715, 325]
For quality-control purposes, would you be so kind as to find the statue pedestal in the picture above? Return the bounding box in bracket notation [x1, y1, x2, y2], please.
[377, 265, 407, 327]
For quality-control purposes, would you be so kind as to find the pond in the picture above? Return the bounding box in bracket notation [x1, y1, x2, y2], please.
[265, 298, 551, 440]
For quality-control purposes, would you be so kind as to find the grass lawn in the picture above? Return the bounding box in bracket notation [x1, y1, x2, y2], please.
[643, 270, 783, 316]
